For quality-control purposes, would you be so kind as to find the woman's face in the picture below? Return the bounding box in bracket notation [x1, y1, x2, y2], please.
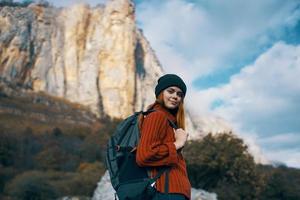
[162, 86, 183, 109]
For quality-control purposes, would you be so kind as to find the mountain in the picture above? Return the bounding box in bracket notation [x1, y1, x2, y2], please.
[0, 0, 198, 136]
[0, 0, 162, 118]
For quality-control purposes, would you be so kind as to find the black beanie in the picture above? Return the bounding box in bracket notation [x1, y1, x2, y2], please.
[155, 74, 187, 97]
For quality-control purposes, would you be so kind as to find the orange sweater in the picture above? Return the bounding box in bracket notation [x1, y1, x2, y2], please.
[136, 104, 191, 199]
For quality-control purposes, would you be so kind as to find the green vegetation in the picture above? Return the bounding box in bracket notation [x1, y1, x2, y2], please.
[184, 133, 300, 200]
[0, 80, 123, 198]
[4, 171, 59, 200]
[258, 165, 300, 200]
[0, 119, 117, 199]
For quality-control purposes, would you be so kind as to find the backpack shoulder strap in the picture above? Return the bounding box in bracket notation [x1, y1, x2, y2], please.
[167, 119, 178, 130]
[142, 109, 155, 115]
[142, 109, 178, 130]
[150, 167, 171, 183]
[149, 167, 171, 194]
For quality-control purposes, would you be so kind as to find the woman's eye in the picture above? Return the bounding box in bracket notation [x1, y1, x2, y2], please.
[177, 92, 183, 97]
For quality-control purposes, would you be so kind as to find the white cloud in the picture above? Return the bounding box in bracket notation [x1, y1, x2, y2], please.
[188, 42, 300, 168]
[259, 132, 300, 167]
[137, 0, 208, 83]
[259, 132, 300, 149]
[136, 0, 300, 82]
[264, 149, 300, 168]
[210, 42, 300, 127]
[262, 133, 300, 145]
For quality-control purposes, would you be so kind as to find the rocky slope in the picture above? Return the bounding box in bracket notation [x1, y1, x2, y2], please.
[0, 79, 98, 128]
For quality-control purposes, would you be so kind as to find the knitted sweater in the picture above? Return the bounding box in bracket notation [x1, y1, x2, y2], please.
[136, 103, 191, 199]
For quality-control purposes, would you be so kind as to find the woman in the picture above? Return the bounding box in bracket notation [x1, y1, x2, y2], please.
[136, 74, 191, 200]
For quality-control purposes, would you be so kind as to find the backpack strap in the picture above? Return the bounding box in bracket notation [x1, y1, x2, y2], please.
[165, 168, 170, 193]
[150, 167, 171, 183]
[148, 167, 171, 194]
[143, 109, 178, 130]
[142, 109, 155, 115]
[167, 119, 178, 130]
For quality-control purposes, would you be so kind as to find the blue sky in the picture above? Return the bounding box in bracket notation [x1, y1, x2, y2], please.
[24, 0, 300, 168]
[136, 0, 300, 168]
[136, 0, 300, 167]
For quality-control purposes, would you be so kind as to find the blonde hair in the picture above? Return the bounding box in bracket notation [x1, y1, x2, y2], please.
[145, 92, 186, 130]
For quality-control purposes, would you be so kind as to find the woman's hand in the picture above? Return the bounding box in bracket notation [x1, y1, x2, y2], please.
[173, 128, 189, 150]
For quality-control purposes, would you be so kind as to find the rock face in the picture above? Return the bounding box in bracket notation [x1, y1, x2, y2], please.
[0, 0, 163, 119]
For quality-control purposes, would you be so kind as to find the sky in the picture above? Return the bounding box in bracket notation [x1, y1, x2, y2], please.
[132, 0, 300, 168]
[24, 0, 300, 168]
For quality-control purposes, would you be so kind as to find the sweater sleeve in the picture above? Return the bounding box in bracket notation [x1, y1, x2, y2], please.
[136, 111, 179, 167]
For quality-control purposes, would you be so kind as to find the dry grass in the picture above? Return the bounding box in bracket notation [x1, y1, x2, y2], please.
[0, 113, 92, 138]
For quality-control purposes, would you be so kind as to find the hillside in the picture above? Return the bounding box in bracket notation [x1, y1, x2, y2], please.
[0, 80, 98, 130]
[0, 80, 119, 199]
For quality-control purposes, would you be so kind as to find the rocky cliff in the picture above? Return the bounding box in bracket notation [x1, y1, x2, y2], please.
[0, 0, 197, 137]
[0, 0, 164, 119]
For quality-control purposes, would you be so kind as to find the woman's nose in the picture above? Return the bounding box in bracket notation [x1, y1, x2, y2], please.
[172, 93, 178, 99]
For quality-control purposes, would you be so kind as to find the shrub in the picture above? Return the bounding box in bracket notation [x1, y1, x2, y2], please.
[46, 162, 106, 197]
[35, 144, 80, 171]
[260, 165, 300, 200]
[4, 171, 58, 200]
[183, 133, 264, 200]
[0, 166, 18, 193]
[79, 133, 105, 162]
[0, 132, 17, 166]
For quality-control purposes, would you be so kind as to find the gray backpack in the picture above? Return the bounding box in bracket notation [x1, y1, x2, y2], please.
[105, 110, 176, 200]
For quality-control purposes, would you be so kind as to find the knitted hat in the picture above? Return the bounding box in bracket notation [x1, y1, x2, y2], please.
[155, 74, 187, 97]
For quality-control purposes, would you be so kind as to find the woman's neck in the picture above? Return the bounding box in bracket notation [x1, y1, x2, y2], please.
[167, 107, 178, 116]
[158, 102, 178, 116]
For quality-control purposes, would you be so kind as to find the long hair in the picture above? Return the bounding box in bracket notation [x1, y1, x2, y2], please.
[145, 92, 186, 130]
